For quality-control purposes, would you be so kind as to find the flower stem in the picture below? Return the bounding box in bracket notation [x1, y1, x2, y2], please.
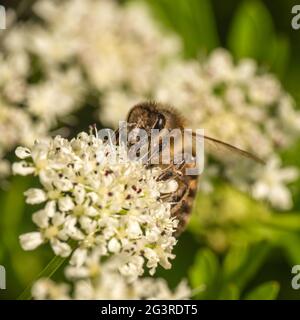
[17, 255, 66, 300]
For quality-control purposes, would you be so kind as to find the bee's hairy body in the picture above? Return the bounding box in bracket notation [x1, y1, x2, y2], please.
[125, 100, 264, 235]
[127, 101, 199, 235]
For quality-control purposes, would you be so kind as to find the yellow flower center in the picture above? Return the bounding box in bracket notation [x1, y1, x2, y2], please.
[89, 263, 101, 278]
[44, 226, 59, 239]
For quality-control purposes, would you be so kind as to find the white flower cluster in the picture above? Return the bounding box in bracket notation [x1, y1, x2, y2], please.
[13, 131, 179, 281]
[0, 31, 85, 128]
[0, 16, 39, 178]
[155, 49, 300, 157]
[155, 50, 300, 209]
[0, 101, 44, 180]
[30, 0, 180, 91]
[32, 257, 190, 300]
[0, 0, 181, 178]
[101, 49, 300, 209]
[4, 0, 180, 124]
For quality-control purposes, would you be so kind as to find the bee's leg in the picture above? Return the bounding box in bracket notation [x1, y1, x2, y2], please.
[158, 160, 187, 203]
[158, 161, 197, 235]
[159, 171, 188, 204]
[157, 163, 175, 181]
[170, 176, 189, 212]
[171, 173, 198, 236]
[157, 159, 185, 181]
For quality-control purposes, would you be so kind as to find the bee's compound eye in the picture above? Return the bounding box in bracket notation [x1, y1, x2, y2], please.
[154, 114, 166, 130]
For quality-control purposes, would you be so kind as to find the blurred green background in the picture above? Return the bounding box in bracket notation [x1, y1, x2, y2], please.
[0, 0, 300, 300]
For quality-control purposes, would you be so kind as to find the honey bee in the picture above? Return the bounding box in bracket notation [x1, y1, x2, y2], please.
[125, 101, 264, 235]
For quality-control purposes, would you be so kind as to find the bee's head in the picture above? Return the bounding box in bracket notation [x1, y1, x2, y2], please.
[126, 102, 184, 134]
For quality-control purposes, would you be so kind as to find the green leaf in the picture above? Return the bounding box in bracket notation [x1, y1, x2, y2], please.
[263, 213, 300, 232]
[228, 0, 274, 61]
[189, 183, 271, 245]
[219, 284, 240, 300]
[187, 0, 219, 52]
[267, 35, 290, 78]
[272, 231, 300, 266]
[146, 0, 219, 57]
[1, 177, 30, 252]
[245, 281, 280, 300]
[223, 244, 249, 280]
[223, 242, 271, 290]
[189, 249, 219, 299]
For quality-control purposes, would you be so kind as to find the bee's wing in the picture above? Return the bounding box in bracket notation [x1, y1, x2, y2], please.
[190, 132, 265, 165]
